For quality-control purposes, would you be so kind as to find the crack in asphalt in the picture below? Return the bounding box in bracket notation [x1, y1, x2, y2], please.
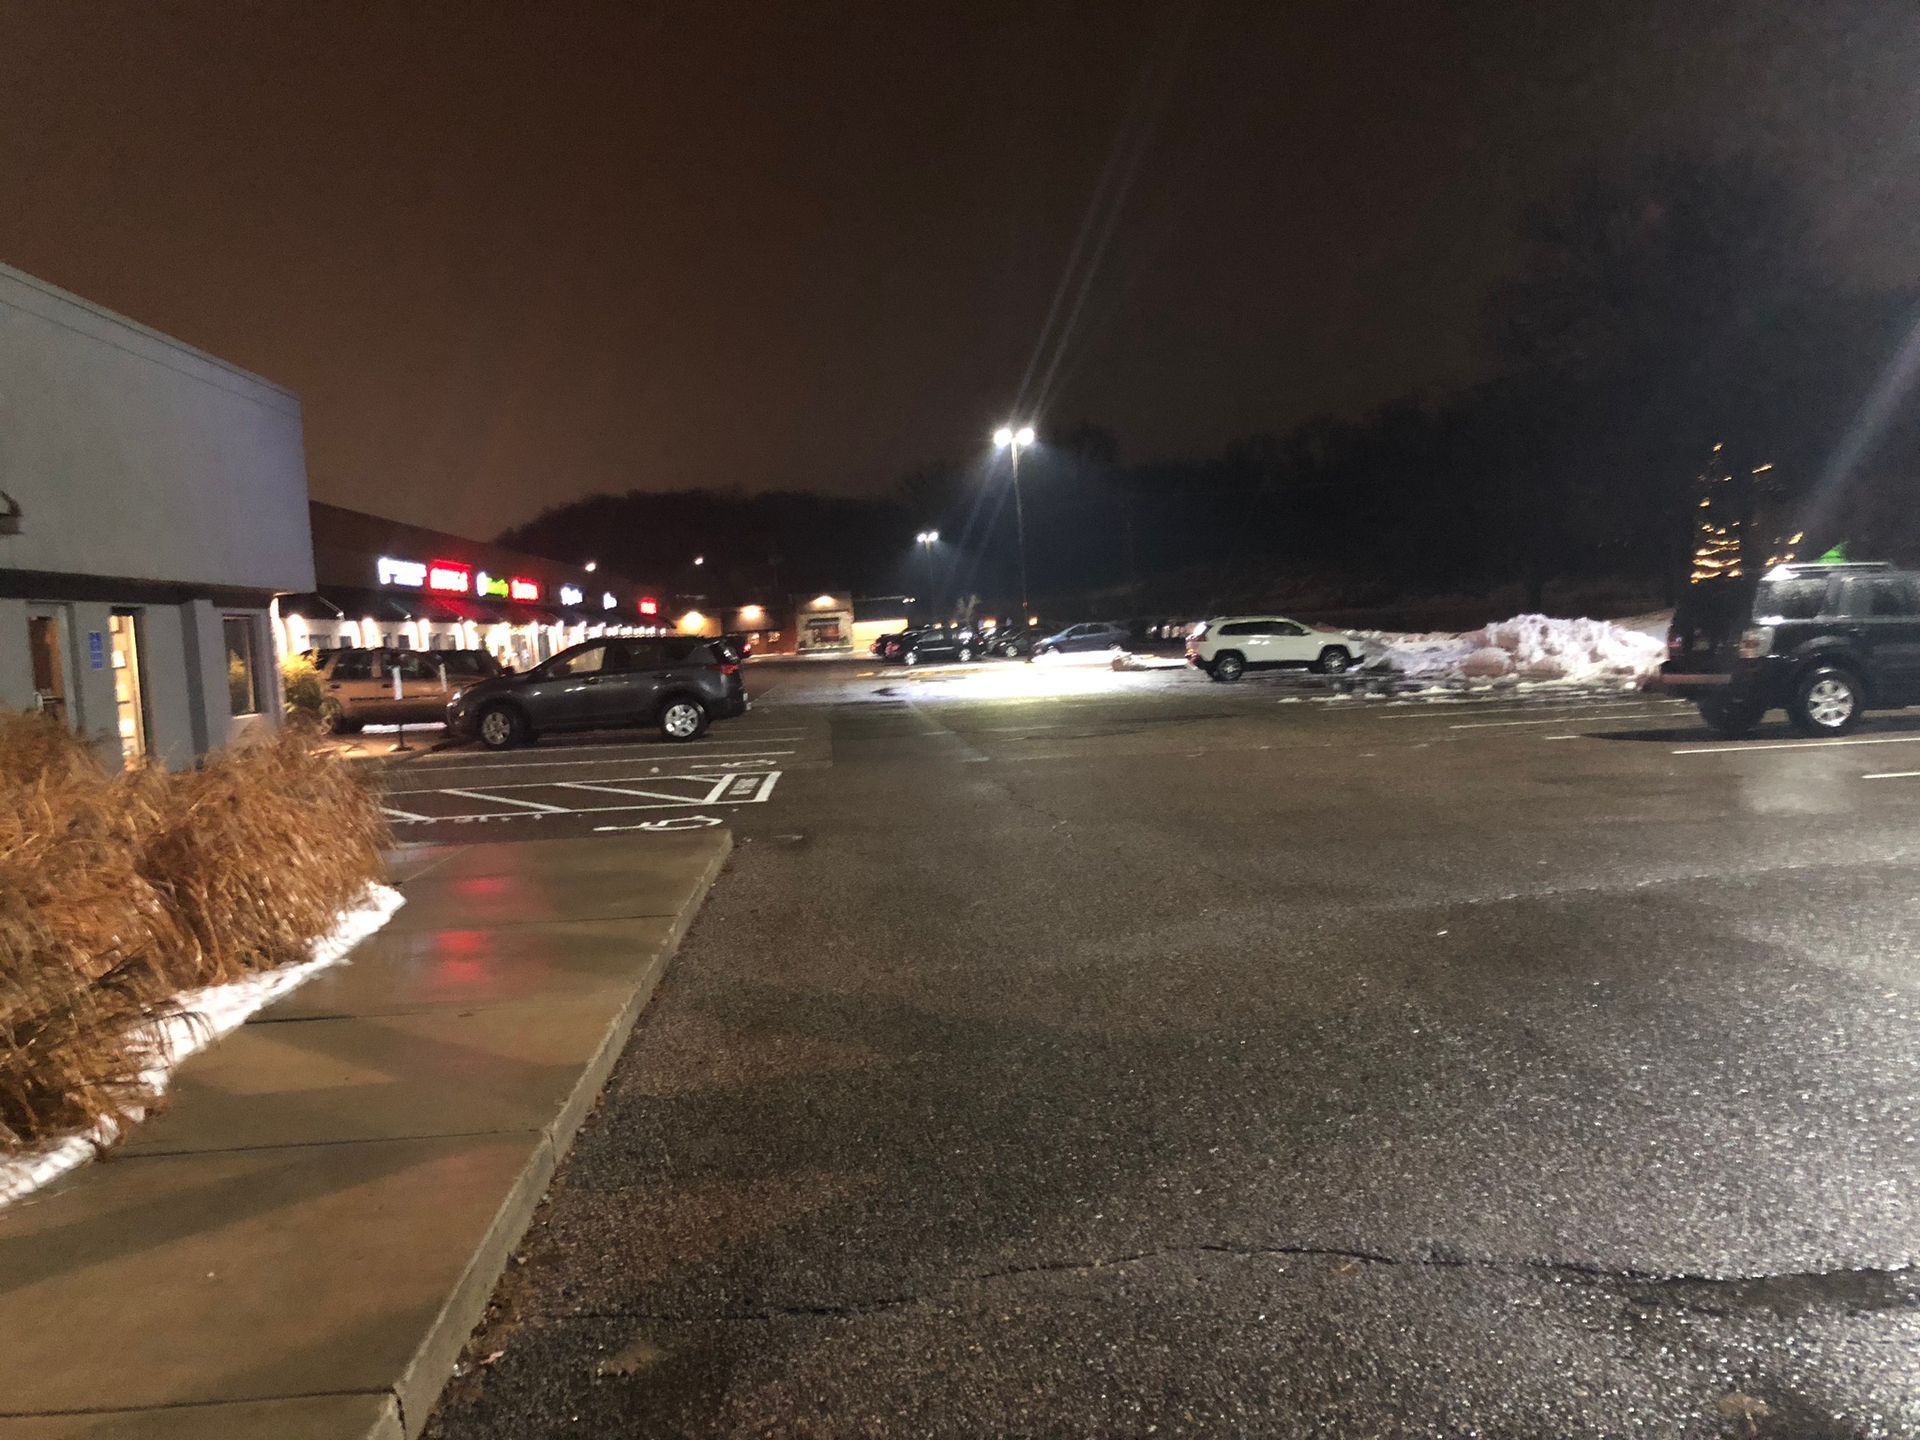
[538, 1243, 1920, 1326]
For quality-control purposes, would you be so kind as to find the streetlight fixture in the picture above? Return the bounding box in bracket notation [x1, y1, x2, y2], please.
[584, 560, 597, 573]
[993, 423, 1038, 620]
[915, 530, 940, 622]
[693, 555, 705, 567]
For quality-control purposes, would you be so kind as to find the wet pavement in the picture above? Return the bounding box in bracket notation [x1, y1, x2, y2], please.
[423, 658, 1920, 1438]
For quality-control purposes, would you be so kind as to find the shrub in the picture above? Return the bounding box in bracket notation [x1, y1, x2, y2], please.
[281, 652, 326, 726]
[0, 716, 387, 1151]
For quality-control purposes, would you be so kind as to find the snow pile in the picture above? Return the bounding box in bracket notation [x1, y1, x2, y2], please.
[1111, 651, 1187, 671]
[1364, 613, 1666, 686]
[0, 882, 404, 1209]
[1030, 645, 1125, 668]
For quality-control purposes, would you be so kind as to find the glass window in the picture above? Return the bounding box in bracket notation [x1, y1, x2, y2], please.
[331, 649, 374, 681]
[223, 616, 260, 716]
[551, 643, 609, 677]
[1272, 620, 1307, 636]
[1753, 577, 1829, 621]
[1868, 578, 1919, 617]
[1220, 621, 1257, 636]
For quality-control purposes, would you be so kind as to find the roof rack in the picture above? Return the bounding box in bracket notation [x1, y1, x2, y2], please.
[1770, 560, 1893, 576]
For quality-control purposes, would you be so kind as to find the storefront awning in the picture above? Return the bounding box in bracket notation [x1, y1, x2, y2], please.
[418, 596, 502, 624]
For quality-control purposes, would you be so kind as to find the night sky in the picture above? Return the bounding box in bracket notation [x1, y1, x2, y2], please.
[2, 1, 1915, 536]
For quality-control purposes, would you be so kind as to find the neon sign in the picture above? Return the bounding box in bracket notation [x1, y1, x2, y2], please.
[509, 577, 540, 602]
[427, 561, 471, 594]
[475, 571, 510, 599]
[559, 584, 584, 606]
[377, 556, 426, 587]
[638, 597, 660, 616]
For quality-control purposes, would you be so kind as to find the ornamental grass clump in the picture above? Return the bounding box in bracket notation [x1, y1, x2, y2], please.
[0, 715, 386, 1151]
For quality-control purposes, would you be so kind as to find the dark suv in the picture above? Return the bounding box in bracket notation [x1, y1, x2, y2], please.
[447, 635, 747, 749]
[1660, 561, 1920, 737]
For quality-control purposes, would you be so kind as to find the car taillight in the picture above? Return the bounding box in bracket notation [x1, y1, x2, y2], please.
[1666, 632, 1684, 656]
[710, 662, 740, 676]
[1737, 626, 1774, 660]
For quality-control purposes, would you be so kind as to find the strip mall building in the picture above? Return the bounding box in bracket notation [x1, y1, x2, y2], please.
[0, 262, 312, 770]
[284, 503, 664, 673]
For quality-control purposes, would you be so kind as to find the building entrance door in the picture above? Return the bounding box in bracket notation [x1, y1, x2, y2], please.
[27, 607, 69, 725]
[109, 610, 149, 767]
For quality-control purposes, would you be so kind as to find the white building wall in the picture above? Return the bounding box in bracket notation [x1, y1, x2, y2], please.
[0, 264, 313, 767]
[0, 265, 314, 594]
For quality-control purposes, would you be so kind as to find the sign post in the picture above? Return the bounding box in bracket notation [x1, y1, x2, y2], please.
[389, 654, 412, 753]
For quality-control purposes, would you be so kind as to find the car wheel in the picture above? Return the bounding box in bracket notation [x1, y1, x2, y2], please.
[1696, 696, 1764, 739]
[903, 650, 920, 666]
[1001, 642, 1019, 657]
[476, 703, 526, 750]
[660, 696, 709, 742]
[1212, 651, 1246, 682]
[958, 645, 972, 662]
[1788, 665, 1863, 736]
[1315, 646, 1352, 675]
[320, 699, 353, 734]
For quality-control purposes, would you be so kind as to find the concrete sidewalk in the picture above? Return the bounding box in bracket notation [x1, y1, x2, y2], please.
[0, 831, 730, 1439]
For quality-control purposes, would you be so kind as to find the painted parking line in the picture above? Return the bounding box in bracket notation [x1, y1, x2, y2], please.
[1863, 770, 1920, 781]
[382, 771, 779, 829]
[382, 771, 782, 825]
[437, 787, 571, 813]
[1374, 698, 1680, 722]
[380, 803, 437, 823]
[1675, 734, 1920, 756]
[1449, 708, 1683, 730]
[558, 777, 736, 804]
[399, 747, 799, 774]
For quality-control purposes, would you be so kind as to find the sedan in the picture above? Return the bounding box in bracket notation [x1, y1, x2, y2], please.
[882, 627, 979, 665]
[1032, 621, 1129, 656]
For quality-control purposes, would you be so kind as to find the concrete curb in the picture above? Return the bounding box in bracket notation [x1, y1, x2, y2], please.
[387, 832, 731, 1438]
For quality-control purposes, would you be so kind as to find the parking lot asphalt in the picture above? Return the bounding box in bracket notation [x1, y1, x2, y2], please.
[423, 656, 1920, 1439]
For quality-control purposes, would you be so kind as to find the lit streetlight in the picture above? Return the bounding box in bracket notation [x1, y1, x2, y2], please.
[915, 530, 940, 621]
[693, 555, 705, 567]
[584, 560, 597, 573]
[993, 423, 1037, 620]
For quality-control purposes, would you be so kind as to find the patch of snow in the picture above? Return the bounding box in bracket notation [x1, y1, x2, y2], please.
[1353, 613, 1666, 688]
[0, 882, 404, 1209]
[1111, 652, 1187, 671]
[1031, 646, 1126, 668]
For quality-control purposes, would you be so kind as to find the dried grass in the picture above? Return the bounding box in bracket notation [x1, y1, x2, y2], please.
[0, 716, 387, 1150]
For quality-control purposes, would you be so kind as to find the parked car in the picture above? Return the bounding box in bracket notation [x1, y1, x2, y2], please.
[446, 635, 747, 749]
[872, 631, 907, 659]
[882, 627, 979, 666]
[308, 647, 499, 732]
[984, 626, 1040, 658]
[1186, 617, 1361, 681]
[1660, 560, 1920, 737]
[1031, 622, 1129, 656]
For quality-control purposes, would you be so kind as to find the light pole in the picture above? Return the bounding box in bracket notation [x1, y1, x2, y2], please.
[915, 530, 939, 622]
[993, 424, 1037, 621]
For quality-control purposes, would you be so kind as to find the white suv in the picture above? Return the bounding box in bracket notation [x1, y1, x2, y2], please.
[1186, 616, 1362, 682]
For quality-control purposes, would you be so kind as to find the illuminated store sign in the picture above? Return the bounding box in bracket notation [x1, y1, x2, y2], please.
[559, 584, 584, 606]
[509, 577, 541, 602]
[377, 556, 426, 587]
[638, 597, 660, 616]
[602, 592, 618, 610]
[427, 561, 471, 594]
[475, 571, 510, 599]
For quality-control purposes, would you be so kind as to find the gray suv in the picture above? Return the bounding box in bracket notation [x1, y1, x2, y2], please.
[447, 636, 747, 749]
